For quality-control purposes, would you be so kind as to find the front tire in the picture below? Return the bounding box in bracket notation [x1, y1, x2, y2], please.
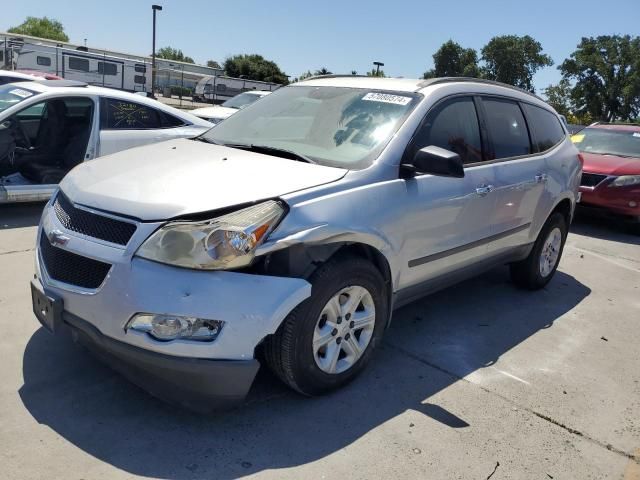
[510, 212, 568, 290]
[264, 255, 388, 396]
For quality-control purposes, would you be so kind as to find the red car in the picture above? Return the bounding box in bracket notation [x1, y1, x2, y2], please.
[574, 123, 640, 223]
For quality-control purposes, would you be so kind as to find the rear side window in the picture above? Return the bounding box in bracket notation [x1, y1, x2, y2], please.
[522, 104, 565, 152]
[482, 98, 531, 159]
[409, 96, 483, 165]
[101, 98, 186, 129]
[101, 98, 161, 129]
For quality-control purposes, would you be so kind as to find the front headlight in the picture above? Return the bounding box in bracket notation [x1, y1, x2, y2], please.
[608, 175, 640, 188]
[136, 200, 285, 270]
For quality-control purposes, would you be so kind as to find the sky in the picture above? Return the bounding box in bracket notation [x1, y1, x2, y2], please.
[4, 0, 639, 92]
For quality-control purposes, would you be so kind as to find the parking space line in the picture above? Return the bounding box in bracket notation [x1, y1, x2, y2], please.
[566, 245, 640, 274]
[384, 342, 640, 464]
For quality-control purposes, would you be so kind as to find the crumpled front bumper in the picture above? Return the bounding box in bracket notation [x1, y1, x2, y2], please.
[34, 202, 312, 409]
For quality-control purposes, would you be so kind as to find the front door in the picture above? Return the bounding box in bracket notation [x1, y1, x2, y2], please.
[397, 95, 497, 292]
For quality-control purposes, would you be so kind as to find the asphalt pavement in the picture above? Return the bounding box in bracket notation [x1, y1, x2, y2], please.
[1, 203, 638, 479]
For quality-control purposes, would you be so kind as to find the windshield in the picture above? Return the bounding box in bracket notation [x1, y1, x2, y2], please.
[201, 86, 421, 169]
[0, 85, 37, 114]
[221, 92, 266, 109]
[572, 128, 640, 159]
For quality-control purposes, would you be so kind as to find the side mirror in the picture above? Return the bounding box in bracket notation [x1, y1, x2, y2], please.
[408, 145, 464, 178]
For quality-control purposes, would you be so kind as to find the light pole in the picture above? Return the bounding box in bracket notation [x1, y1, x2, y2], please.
[373, 61, 384, 77]
[151, 4, 163, 97]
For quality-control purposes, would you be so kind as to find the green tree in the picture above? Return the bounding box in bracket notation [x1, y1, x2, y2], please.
[298, 70, 313, 81]
[156, 47, 194, 64]
[224, 54, 289, 84]
[314, 67, 332, 76]
[8, 16, 68, 42]
[481, 35, 553, 92]
[351, 70, 358, 75]
[560, 35, 640, 122]
[206, 60, 221, 69]
[423, 40, 479, 79]
[543, 79, 573, 117]
[366, 68, 386, 77]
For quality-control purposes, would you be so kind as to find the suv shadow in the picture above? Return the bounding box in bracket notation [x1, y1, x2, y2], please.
[19, 267, 590, 479]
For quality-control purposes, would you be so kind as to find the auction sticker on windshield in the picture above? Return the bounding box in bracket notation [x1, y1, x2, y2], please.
[362, 92, 412, 105]
[10, 89, 33, 99]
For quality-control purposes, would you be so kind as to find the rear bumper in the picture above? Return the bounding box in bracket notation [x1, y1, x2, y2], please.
[59, 309, 260, 412]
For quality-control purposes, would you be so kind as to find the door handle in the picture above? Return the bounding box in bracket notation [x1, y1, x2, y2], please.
[535, 173, 548, 183]
[475, 184, 494, 196]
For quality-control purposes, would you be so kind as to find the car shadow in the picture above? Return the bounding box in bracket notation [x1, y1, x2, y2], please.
[0, 202, 45, 229]
[571, 211, 640, 245]
[19, 267, 590, 479]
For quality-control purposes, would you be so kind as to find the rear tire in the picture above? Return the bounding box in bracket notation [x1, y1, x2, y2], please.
[264, 255, 388, 396]
[510, 213, 568, 290]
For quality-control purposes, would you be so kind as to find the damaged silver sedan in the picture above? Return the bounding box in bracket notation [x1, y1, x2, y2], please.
[31, 76, 581, 410]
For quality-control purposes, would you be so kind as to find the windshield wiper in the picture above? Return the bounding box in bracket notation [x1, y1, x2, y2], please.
[222, 143, 317, 164]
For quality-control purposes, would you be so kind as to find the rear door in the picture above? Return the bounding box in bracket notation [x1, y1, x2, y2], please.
[397, 95, 497, 292]
[480, 97, 559, 254]
[98, 97, 192, 156]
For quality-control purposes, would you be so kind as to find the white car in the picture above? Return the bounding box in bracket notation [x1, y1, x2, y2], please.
[190, 90, 271, 124]
[0, 80, 212, 203]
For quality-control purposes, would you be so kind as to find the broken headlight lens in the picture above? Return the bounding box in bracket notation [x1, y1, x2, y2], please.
[136, 200, 285, 270]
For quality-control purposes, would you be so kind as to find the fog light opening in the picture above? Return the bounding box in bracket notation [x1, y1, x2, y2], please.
[126, 313, 224, 342]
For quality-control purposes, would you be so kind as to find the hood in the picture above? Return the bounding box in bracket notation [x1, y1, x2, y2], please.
[190, 106, 237, 120]
[581, 151, 640, 176]
[61, 139, 347, 220]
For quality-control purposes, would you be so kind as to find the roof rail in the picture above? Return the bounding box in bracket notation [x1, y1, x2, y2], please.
[419, 77, 544, 101]
[43, 80, 88, 88]
[589, 121, 640, 127]
[300, 74, 371, 81]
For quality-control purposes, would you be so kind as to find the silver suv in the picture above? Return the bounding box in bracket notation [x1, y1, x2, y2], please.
[31, 76, 581, 410]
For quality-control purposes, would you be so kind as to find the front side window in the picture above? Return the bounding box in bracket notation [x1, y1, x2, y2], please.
[37, 56, 51, 66]
[101, 98, 161, 129]
[409, 96, 482, 165]
[522, 104, 565, 152]
[572, 128, 640, 158]
[68, 57, 90, 72]
[482, 98, 531, 159]
[0, 85, 38, 114]
[201, 86, 421, 169]
[98, 62, 118, 76]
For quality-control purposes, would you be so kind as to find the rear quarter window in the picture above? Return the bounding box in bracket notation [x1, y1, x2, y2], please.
[522, 104, 566, 152]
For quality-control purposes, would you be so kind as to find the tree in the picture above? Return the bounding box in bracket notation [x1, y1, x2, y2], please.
[224, 54, 289, 84]
[298, 70, 313, 81]
[366, 68, 386, 77]
[351, 70, 358, 75]
[560, 35, 640, 122]
[481, 35, 553, 92]
[314, 67, 332, 76]
[8, 16, 68, 42]
[156, 47, 194, 64]
[543, 79, 573, 118]
[423, 40, 479, 79]
[206, 60, 221, 69]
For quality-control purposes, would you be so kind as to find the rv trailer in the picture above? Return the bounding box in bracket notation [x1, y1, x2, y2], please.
[193, 75, 280, 104]
[1, 37, 151, 92]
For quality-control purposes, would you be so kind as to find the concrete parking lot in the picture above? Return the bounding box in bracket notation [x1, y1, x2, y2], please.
[1, 204, 638, 479]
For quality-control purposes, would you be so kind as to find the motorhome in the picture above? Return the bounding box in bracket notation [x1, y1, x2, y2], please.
[193, 75, 280, 103]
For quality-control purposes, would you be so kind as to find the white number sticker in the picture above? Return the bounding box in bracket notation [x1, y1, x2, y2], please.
[9, 89, 33, 99]
[362, 92, 412, 106]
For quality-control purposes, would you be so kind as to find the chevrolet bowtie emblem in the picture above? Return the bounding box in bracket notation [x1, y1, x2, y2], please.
[48, 229, 70, 247]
